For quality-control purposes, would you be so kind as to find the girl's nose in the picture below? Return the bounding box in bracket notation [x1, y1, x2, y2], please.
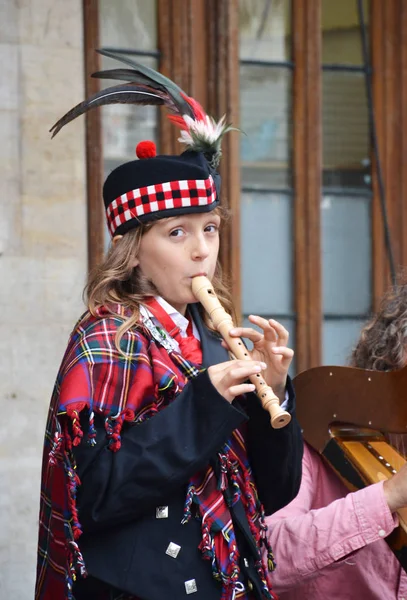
[191, 235, 210, 260]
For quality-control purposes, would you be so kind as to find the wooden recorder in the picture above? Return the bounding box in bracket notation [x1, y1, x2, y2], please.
[191, 275, 291, 429]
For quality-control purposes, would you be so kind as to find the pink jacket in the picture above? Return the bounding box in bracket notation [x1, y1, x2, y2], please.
[267, 442, 407, 599]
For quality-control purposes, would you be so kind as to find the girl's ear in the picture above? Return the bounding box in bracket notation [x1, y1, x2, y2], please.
[112, 235, 123, 246]
[112, 233, 139, 267]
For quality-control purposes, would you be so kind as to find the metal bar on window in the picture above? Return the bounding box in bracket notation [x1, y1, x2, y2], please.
[240, 58, 294, 69]
[322, 188, 373, 198]
[323, 314, 369, 321]
[321, 64, 371, 73]
[242, 187, 292, 195]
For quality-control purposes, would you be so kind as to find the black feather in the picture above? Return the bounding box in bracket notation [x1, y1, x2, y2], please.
[91, 69, 160, 89]
[49, 84, 166, 138]
[96, 49, 193, 117]
[50, 50, 197, 137]
[97, 49, 183, 95]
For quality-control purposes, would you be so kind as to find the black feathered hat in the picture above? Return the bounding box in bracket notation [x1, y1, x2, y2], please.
[50, 49, 235, 237]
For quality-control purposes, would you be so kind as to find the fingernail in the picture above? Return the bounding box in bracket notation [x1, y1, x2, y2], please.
[260, 362, 267, 369]
[230, 328, 237, 334]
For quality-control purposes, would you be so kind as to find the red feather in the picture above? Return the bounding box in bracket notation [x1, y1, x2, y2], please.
[167, 115, 189, 130]
[167, 93, 208, 132]
[182, 93, 207, 121]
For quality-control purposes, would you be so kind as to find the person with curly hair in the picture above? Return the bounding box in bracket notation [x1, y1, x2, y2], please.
[265, 283, 407, 599]
[351, 283, 407, 372]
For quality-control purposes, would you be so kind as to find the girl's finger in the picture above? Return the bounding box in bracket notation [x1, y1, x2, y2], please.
[270, 347, 294, 368]
[247, 315, 278, 342]
[228, 383, 256, 398]
[268, 319, 289, 344]
[226, 363, 267, 384]
[271, 346, 294, 358]
[229, 326, 263, 343]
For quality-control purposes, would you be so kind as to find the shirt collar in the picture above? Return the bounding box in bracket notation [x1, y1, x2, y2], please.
[140, 296, 195, 339]
[155, 296, 190, 337]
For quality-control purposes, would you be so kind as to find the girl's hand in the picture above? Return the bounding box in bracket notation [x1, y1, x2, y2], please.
[208, 359, 267, 404]
[225, 316, 294, 403]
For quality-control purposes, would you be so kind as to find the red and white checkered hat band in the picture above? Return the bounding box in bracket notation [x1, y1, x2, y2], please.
[106, 175, 217, 235]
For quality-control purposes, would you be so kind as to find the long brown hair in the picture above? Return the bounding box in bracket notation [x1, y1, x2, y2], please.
[350, 283, 407, 371]
[85, 208, 233, 349]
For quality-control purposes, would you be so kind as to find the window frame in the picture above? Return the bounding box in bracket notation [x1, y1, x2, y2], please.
[83, 0, 405, 371]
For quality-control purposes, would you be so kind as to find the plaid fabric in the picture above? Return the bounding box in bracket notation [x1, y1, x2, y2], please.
[106, 175, 217, 235]
[35, 304, 276, 600]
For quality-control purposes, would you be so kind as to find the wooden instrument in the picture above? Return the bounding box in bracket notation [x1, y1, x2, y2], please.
[293, 364, 407, 571]
[191, 275, 291, 429]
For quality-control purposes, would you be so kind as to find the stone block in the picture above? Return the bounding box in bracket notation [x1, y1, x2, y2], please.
[0, 257, 46, 325]
[44, 257, 87, 321]
[0, 178, 22, 256]
[0, 460, 39, 599]
[0, 43, 19, 110]
[21, 108, 86, 198]
[0, 110, 19, 179]
[21, 44, 84, 111]
[0, 0, 18, 44]
[18, 0, 83, 49]
[21, 194, 87, 258]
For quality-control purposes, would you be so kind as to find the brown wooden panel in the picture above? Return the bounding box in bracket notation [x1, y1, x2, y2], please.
[293, 0, 322, 371]
[83, 0, 104, 272]
[206, 0, 241, 315]
[371, 0, 407, 306]
[371, 0, 387, 306]
[157, 0, 175, 155]
[401, 1, 407, 268]
[158, 0, 209, 155]
[383, 2, 400, 275]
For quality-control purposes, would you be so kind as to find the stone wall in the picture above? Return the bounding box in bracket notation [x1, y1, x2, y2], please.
[0, 1, 87, 597]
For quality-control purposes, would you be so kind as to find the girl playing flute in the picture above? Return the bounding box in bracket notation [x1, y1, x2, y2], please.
[35, 51, 303, 600]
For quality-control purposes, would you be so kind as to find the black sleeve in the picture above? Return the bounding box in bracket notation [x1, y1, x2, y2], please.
[239, 376, 303, 515]
[71, 370, 247, 532]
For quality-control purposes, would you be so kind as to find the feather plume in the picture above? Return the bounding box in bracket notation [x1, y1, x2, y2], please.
[97, 49, 185, 98]
[49, 84, 168, 138]
[91, 68, 161, 87]
[50, 49, 235, 167]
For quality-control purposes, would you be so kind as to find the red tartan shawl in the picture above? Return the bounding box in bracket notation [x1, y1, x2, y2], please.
[35, 304, 276, 600]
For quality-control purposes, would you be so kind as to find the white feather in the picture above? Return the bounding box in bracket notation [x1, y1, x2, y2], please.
[178, 114, 227, 146]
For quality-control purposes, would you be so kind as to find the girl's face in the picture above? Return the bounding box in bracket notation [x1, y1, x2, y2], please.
[135, 211, 221, 315]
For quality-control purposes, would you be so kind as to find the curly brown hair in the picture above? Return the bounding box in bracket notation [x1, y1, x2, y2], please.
[350, 283, 407, 371]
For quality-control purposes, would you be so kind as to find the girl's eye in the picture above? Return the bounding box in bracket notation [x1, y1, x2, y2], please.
[169, 228, 184, 237]
[205, 224, 219, 233]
